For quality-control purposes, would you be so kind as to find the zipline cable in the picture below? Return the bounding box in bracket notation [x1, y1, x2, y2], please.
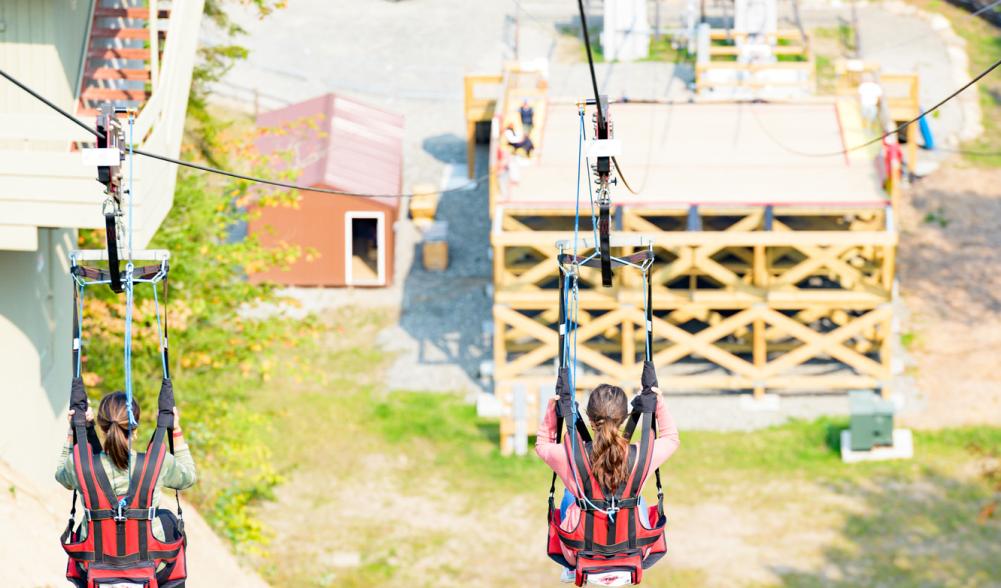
[132, 147, 487, 198]
[0, 67, 488, 200]
[750, 56, 1001, 158]
[576, 0, 605, 134]
[573, 1, 645, 196]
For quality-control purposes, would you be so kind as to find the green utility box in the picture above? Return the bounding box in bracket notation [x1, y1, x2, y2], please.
[849, 391, 895, 451]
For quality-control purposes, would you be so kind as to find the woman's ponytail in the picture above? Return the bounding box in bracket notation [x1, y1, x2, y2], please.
[586, 384, 630, 493]
[97, 391, 140, 470]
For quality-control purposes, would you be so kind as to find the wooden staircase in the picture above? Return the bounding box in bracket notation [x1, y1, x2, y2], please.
[78, 2, 171, 118]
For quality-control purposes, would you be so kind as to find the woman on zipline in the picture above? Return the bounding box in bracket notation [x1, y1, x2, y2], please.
[56, 391, 196, 543]
[537, 383, 680, 582]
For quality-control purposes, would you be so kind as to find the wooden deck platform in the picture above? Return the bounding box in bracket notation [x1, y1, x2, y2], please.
[485, 70, 896, 454]
[501, 102, 885, 208]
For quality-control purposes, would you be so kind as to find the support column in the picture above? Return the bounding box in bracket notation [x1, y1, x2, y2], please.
[467, 120, 477, 179]
[752, 243, 768, 398]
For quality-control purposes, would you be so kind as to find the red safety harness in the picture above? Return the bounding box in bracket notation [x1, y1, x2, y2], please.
[61, 264, 187, 588]
[546, 362, 668, 586]
[62, 378, 187, 588]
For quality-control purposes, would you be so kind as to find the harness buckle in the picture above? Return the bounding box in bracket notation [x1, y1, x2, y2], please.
[605, 497, 620, 518]
[114, 502, 127, 523]
[148, 507, 157, 521]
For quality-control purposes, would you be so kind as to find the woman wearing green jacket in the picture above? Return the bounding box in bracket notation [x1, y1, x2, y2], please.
[55, 391, 196, 543]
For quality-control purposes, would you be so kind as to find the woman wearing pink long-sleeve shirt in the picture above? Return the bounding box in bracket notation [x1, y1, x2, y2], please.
[536, 384, 680, 580]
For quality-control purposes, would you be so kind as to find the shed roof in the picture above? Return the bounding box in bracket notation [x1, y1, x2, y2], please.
[256, 94, 405, 209]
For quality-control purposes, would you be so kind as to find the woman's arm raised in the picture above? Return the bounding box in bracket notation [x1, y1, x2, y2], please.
[535, 396, 575, 489]
[159, 408, 197, 491]
[649, 389, 680, 468]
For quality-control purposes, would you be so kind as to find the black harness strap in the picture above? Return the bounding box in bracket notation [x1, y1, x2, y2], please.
[599, 201, 612, 287]
[74, 424, 104, 561]
[72, 264, 163, 284]
[104, 212, 123, 293]
[560, 534, 661, 553]
[159, 275, 183, 525]
[162, 274, 171, 381]
[128, 452, 149, 560]
[573, 441, 596, 551]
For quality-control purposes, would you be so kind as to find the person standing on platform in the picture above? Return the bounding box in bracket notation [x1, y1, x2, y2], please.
[520, 99, 535, 138]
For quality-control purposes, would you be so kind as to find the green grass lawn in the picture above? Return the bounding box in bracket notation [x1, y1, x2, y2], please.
[243, 307, 1001, 587]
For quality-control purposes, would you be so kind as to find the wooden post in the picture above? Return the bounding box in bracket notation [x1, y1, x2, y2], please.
[881, 243, 895, 292]
[540, 383, 555, 425]
[467, 120, 477, 179]
[888, 155, 902, 215]
[493, 305, 506, 383]
[622, 310, 636, 379]
[513, 383, 528, 456]
[149, 0, 159, 92]
[906, 123, 918, 179]
[752, 244, 768, 398]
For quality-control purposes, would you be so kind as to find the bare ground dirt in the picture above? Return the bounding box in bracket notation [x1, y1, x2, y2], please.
[0, 459, 267, 588]
[897, 163, 1001, 429]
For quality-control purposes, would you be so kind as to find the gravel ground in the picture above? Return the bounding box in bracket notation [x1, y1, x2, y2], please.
[897, 164, 1001, 428]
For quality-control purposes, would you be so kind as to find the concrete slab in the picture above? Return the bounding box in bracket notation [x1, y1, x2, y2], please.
[840, 428, 914, 463]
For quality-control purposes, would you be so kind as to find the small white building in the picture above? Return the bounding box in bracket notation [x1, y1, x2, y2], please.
[601, 0, 651, 62]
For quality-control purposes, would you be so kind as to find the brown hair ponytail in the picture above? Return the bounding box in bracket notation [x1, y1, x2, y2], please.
[97, 391, 140, 470]
[586, 384, 629, 493]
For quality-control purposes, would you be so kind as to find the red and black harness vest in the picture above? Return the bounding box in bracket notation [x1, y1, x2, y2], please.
[62, 377, 187, 588]
[547, 363, 667, 586]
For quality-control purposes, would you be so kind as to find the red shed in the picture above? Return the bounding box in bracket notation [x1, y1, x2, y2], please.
[250, 94, 404, 287]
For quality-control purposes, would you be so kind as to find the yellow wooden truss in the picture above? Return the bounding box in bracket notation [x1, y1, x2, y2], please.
[491, 206, 896, 453]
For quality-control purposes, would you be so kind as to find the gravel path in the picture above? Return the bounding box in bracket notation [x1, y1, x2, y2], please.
[209, 0, 507, 395]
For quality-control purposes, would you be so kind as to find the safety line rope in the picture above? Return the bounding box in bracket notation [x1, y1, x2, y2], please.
[563, 104, 621, 521]
[121, 114, 137, 509]
[575, 0, 604, 134]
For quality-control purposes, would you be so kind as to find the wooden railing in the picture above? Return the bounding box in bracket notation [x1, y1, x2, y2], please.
[695, 28, 815, 98]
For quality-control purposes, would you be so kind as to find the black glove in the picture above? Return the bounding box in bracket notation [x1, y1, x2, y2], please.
[70, 377, 89, 426]
[156, 378, 175, 428]
[640, 360, 659, 391]
[554, 368, 572, 417]
[632, 388, 658, 414]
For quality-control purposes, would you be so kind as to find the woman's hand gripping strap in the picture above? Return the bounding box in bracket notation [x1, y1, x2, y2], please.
[156, 378, 176, 430]
[549, 367, 573, 516]
[70, 377, 89, 428]
[635, 360, 659, 412]
[156, 377, 185, 526]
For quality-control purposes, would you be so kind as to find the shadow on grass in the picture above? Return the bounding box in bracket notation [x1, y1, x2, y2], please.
[776, 470, 1001, 587]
